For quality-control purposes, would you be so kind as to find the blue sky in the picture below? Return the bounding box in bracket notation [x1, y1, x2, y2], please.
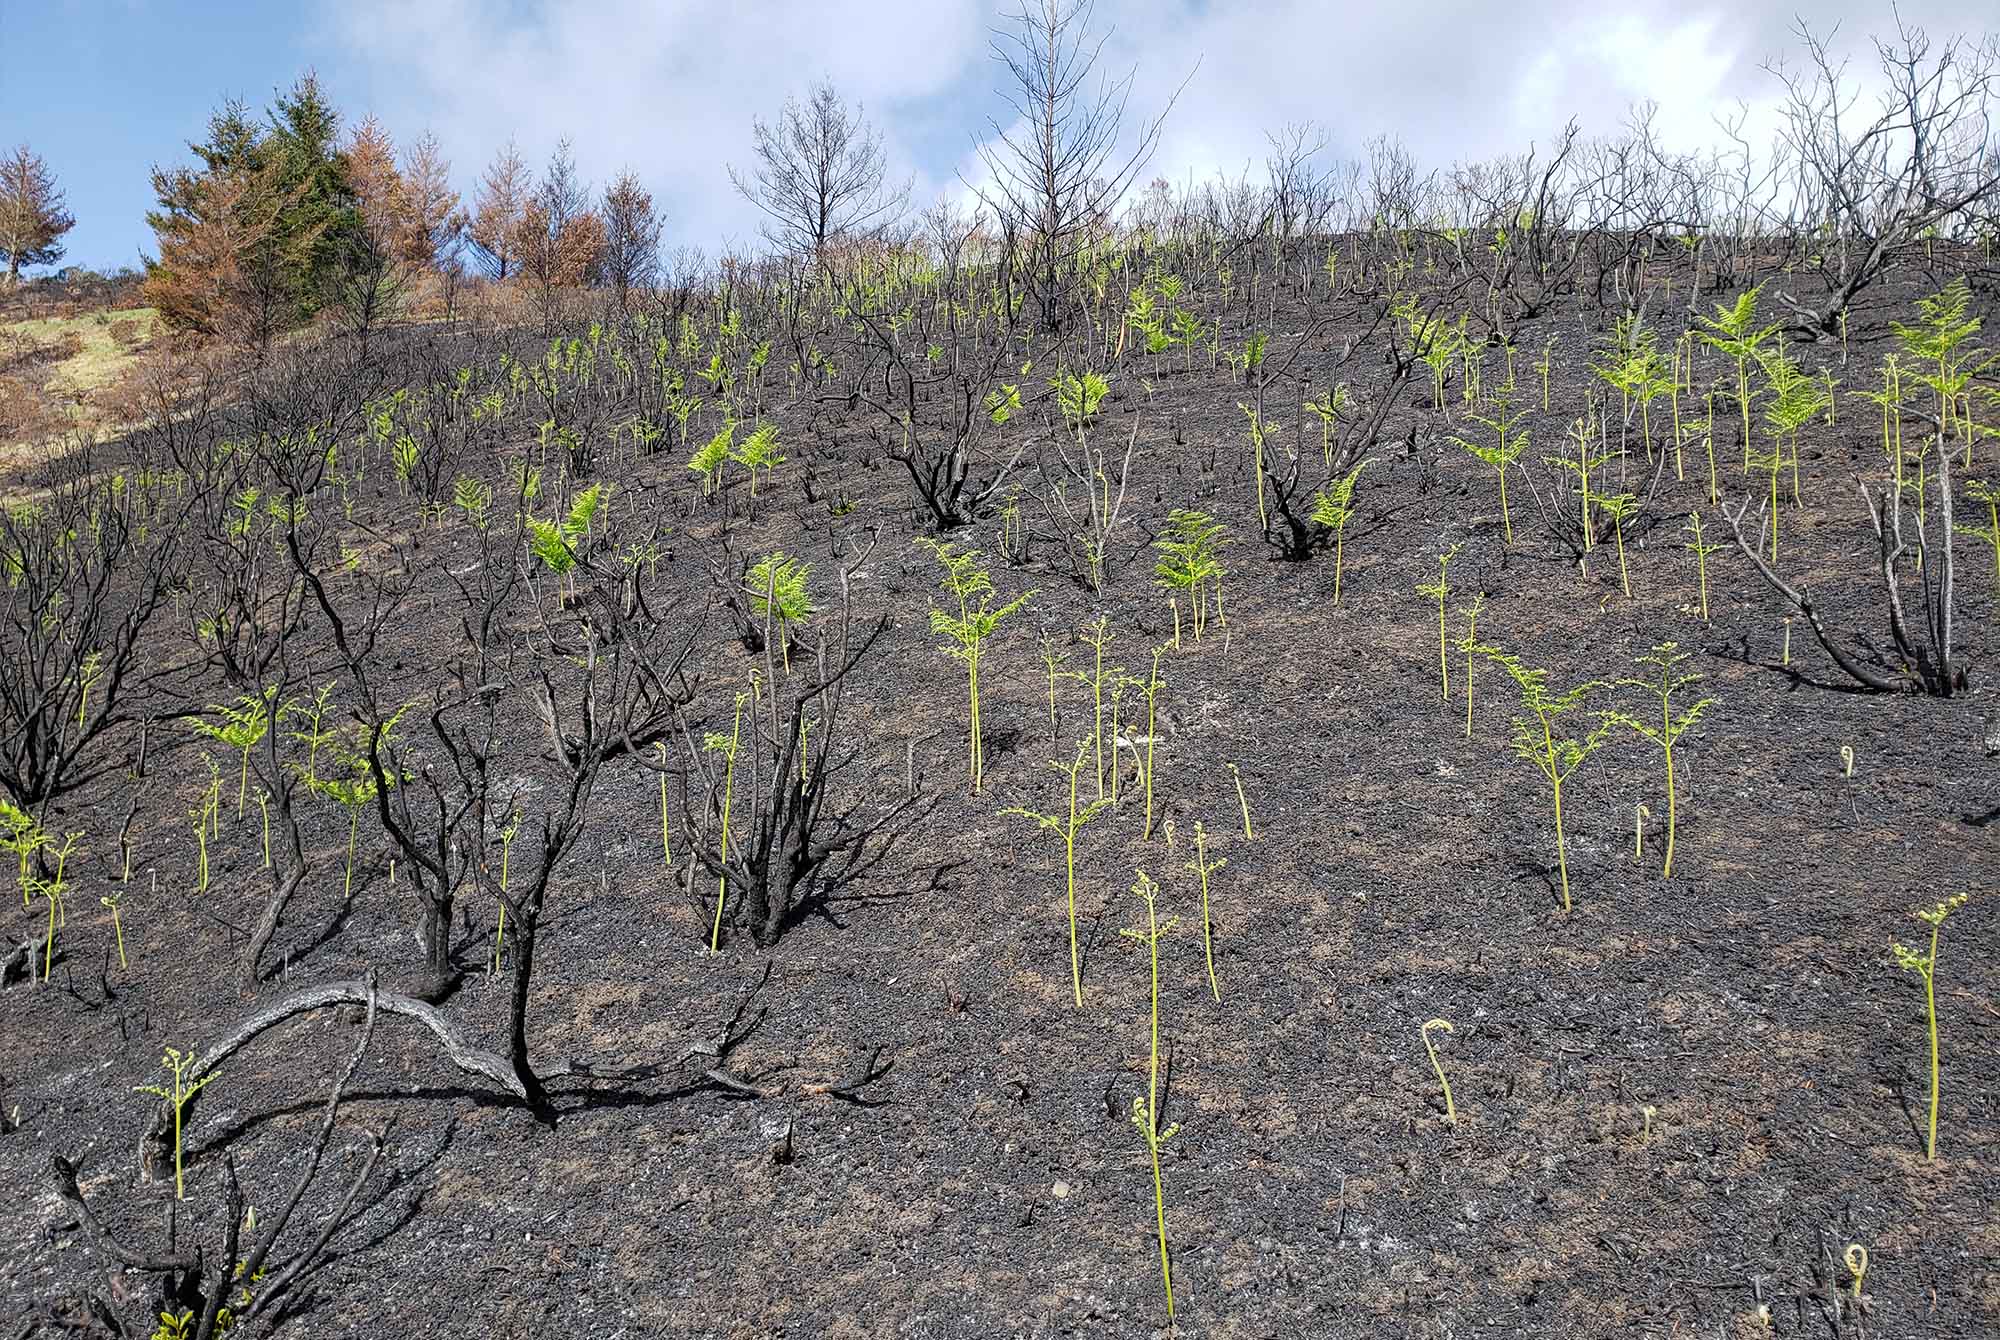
[3, 1, 1989, 276]
[3, 3, 337, 272]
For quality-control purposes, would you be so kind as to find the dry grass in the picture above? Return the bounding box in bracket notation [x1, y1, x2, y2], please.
[0, 306, 161, 451]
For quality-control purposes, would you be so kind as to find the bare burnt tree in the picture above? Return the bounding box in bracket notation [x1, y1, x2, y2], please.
[1264, 121, 1335, 241]
[679, 529, 918, 947]
[498, 564, 698, 1106]
[1722, 414, 1960, 696]
[1450, 121, 1591, 338]
[178, 436, 319, 988]
[1768, 15, 2000, 335]
[1709, 100, 1794, 290]
[1563, 107, 1716, 321]
[287, 503, 497, 991]
[1031, 393, 1139, 592]
[730, 80, 910, 265]
[1259, 303, 1423, 559]
[212, 349, 386, 985]
[1357, 133, 1443, 280]
[975, 0, 1189, 330]
[61, 978, 391, 1339]
[600, 169, 665, 311]
[381, 329, 501, 510]
[0, 440, 184, 814]
[828, 241, 1031, 529]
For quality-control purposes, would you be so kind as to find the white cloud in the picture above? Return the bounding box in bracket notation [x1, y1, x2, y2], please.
[313, 0, 1996, 250]
[315, 0, 989, 251]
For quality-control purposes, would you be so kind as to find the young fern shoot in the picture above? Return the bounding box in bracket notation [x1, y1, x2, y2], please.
[1604, 643, 1716, 878]
[1078, 616, 1118, 799]
[1598, 493, 1638, 598]
[1450, 396, 1527, 544]
[133, 1047, 218, 1201]
[1187, 819, 1226, 1001]
[914, 539, 1034, 794]
[1415, 543, 1464, 701]
[1457, 594, 1486, 737]
[1482, 645, 1614, 911]
[704, 693, 747, 952]
[1001, 740, 1112, 1008]
[1226, 761, 1254, 840]
[746, 551, 814, 673]
[1133, 644, 1168, 839]
[1121, 870, 1180, 1323]
[1683, 512, 1722, 623]
[1420, 1017, 1457, 1125]
[1153, 510, 1228, 645]
[1892, 893, 1971, 1162]
[193, 690, 275, 818]
[1310, 460, 1369, 603]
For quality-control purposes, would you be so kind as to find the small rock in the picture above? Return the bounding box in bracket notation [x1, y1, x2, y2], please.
[1052, 1180, 1071, 1199]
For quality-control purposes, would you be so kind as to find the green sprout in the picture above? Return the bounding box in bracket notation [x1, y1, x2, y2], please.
[134, 1046, 219, 1200]
[1, 799, 47, 907]
[1683, 512, 1722, 623]
[1891, 277, 1988, 460]
[1597, 492, 1638, 599]
[1187, 819, 1225, 1002]
[1604, 643, 1716, 878]
[984, 382, 1023, 426]
[283, 683, 338, 786]
[1077, 616, 1118, 799]
[728, 423, 785, 497]
[193, 689, 275, 817]
[1226, 761, 1254, 841]
[453, 475, 494, 530]
[1152, 509, 1228, 645]
[1121, 870, 1180, 1323]
[75, 650, 103, 732]
[1956, 479, 2000, 593]
[1892, 893, 1971, 1161]
[189, 757, 222, 893]
[492, 807, 520, 973]
[1535, 334, 1557, 410]
[747, 551, 814, 672]
[1415, 542, 1464, 702]
[1692, 282, 1780, 472]
[1758, 338, 1828, 519]
[1591, 322, 1673, 459]
[687, 421, 734, 497]
[1239, 402, 1280, 534]
[1309, 460, 1369, 604]
[1420, 1017, 1457, 1125]
[1449, 393, 1527, 544]
[1456, 593, 1486, 738]
[1051, 368, 1109, 431]
[101, 889, 128, 968]
[29, 828, 82, 981]
[527, 482, 610, 577]
[1036, 632, 1070, 746]
[914, 539, 1034, 795]
[311, 713, 408, 900]
[1482, 645, 1614, 912]
[1002, 739, 1112, 1008]
[1305, 384, 1352, 468]
[1132, 644, 1167, 840]
[1547, 412, 1616, 552]
[705, 693, 747, 953]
